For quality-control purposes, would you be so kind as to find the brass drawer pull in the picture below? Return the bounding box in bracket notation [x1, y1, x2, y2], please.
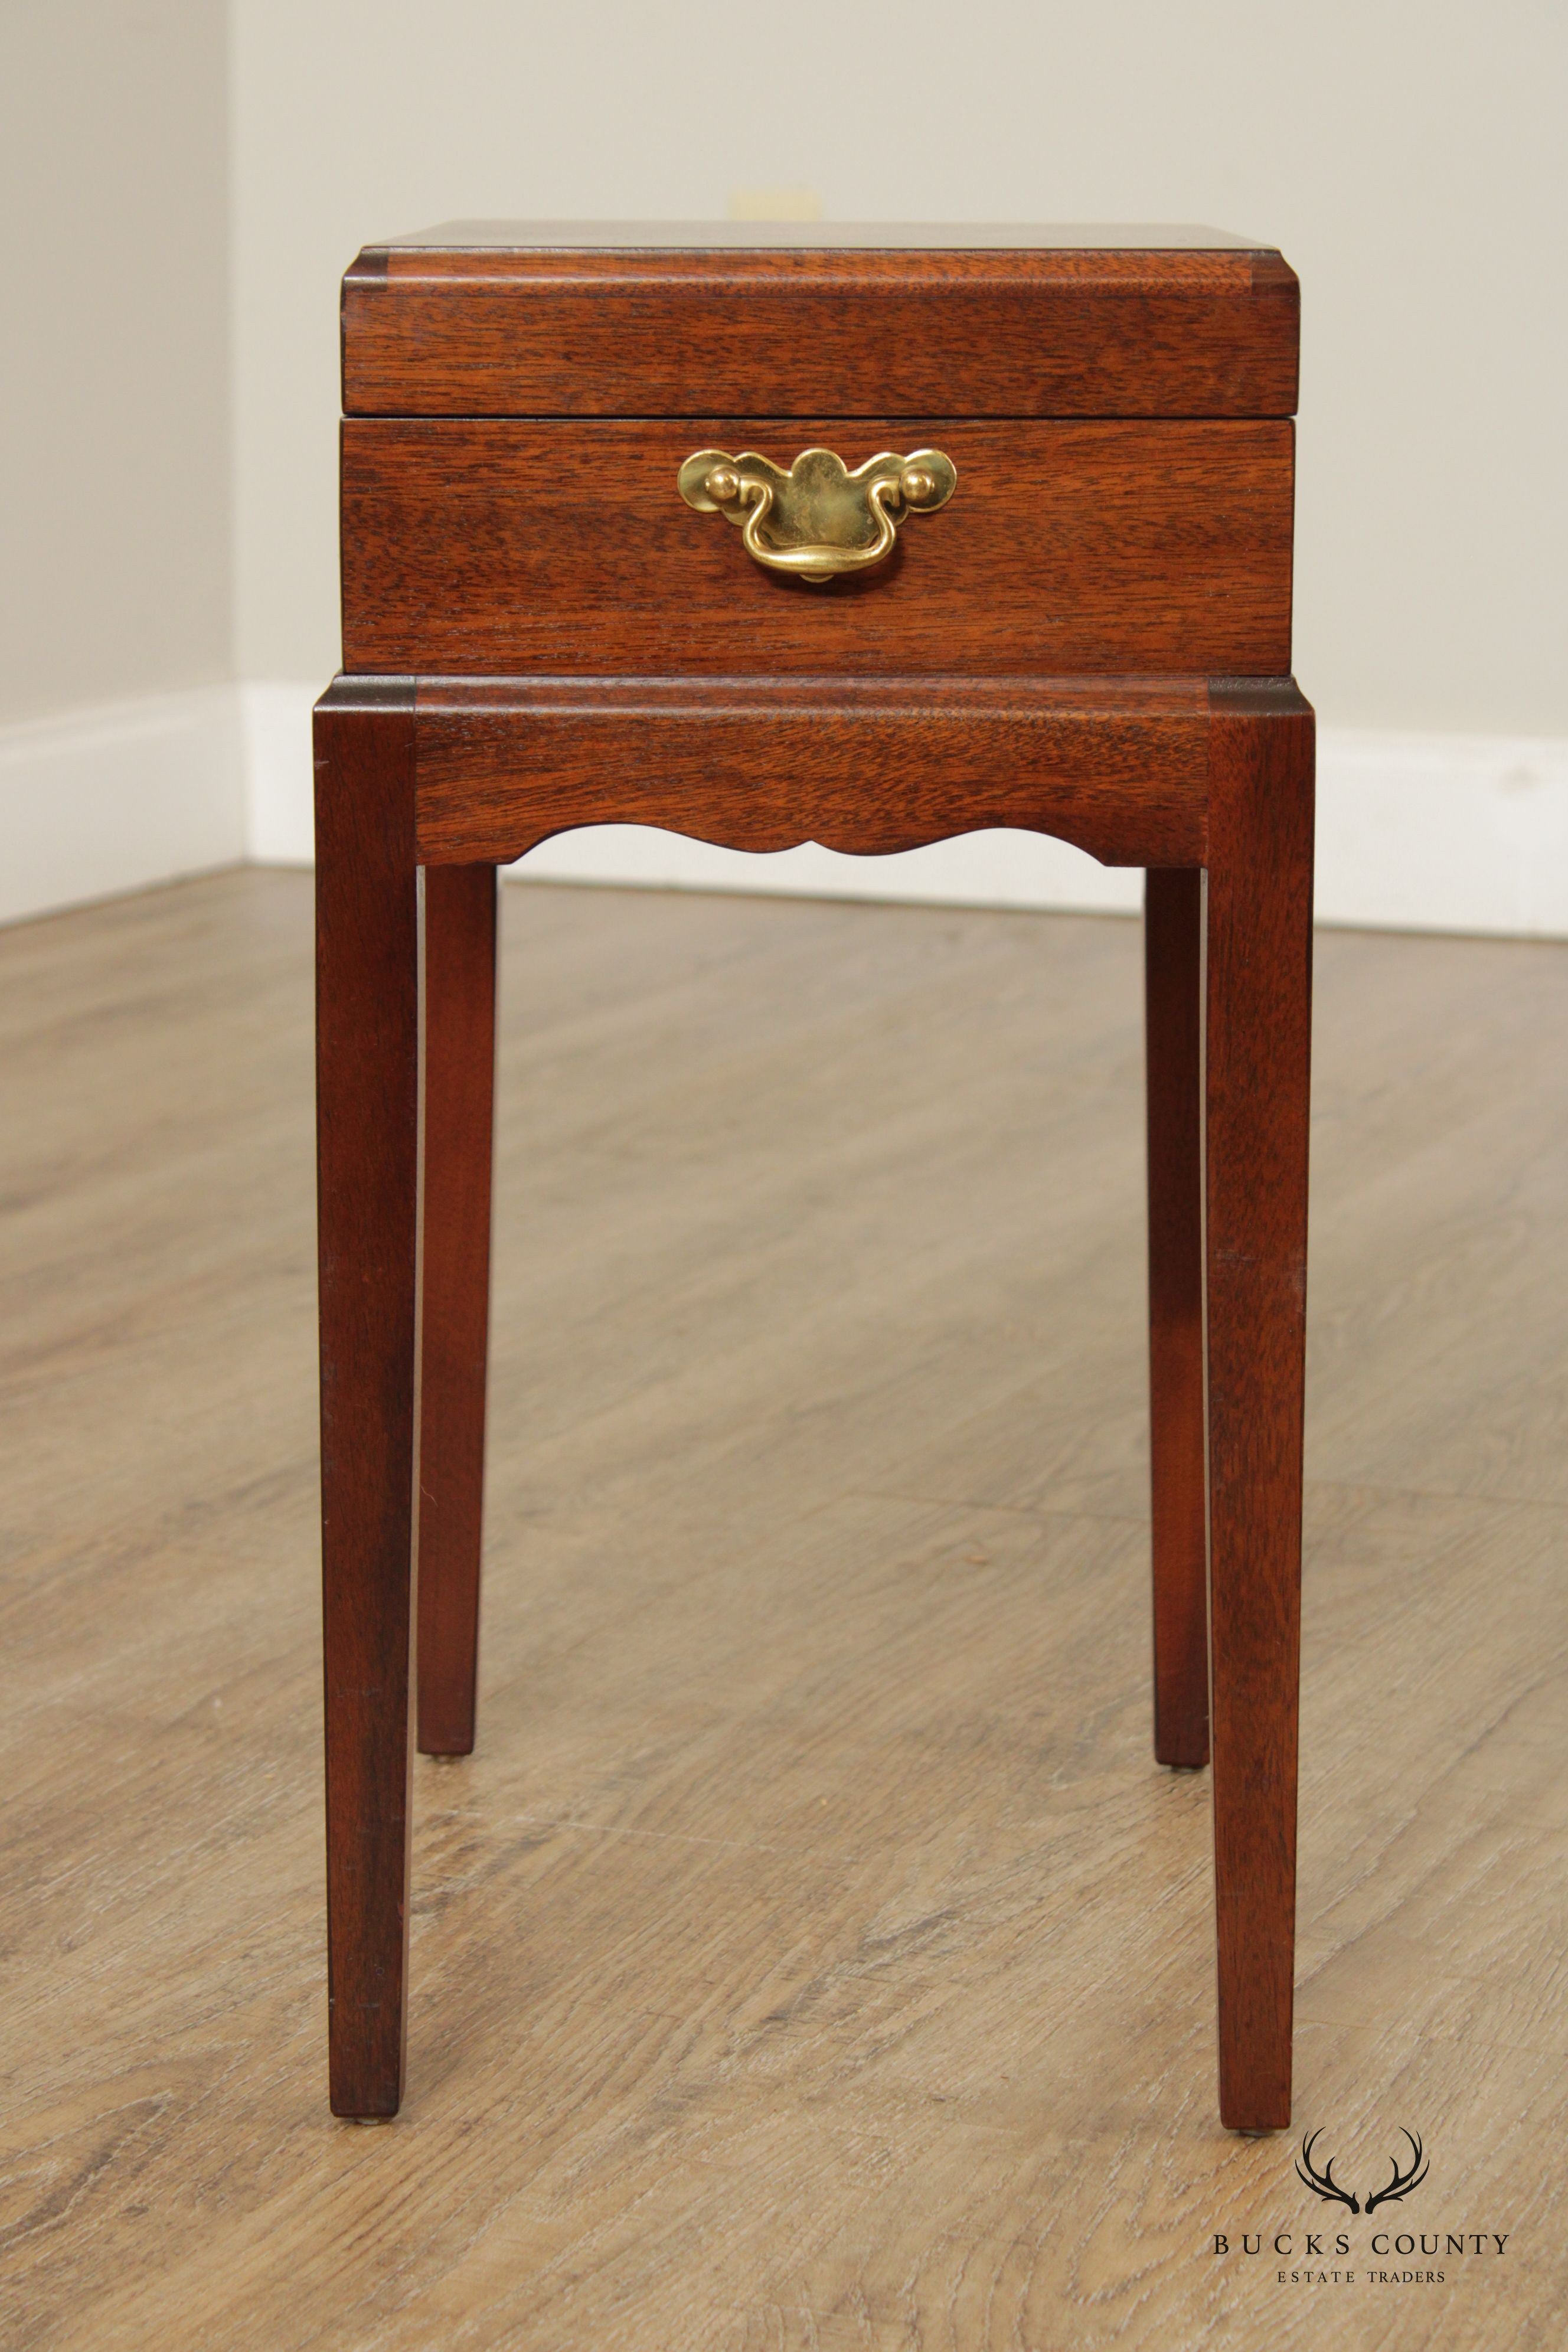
[677, 445, 956, 583]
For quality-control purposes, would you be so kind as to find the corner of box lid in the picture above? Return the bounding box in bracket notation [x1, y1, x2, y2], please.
[343, 246, 391, 292]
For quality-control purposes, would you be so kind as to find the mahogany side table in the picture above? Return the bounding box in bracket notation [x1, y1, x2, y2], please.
[315, 223, 1312, 2134]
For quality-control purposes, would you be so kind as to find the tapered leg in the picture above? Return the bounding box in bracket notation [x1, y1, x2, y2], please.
[1144, 868, 1208, 1768]
[315, 681, 420, 2119]
[417, 864, 498, 1756]
[1204, 681, 1314, 2132]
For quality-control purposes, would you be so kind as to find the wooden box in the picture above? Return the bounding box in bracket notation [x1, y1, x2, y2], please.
[339, 222, 1298, 681]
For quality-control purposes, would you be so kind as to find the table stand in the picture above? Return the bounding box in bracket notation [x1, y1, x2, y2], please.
[316, 223, 1313, 2133]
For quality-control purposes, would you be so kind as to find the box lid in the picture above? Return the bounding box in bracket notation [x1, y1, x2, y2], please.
[343, 222, 1298, 420]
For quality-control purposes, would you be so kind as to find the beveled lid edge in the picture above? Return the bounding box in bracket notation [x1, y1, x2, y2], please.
[379, 219, 1275, 253]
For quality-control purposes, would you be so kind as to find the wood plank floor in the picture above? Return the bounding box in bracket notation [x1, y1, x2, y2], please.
[1, 870, 1564, 2350]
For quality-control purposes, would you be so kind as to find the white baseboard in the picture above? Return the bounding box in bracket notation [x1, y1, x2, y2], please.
[1314, 729, 1568, 935]
[5, 680, 1566, 938]
[0, 686, 246, 926]
[239, 680, 318, 864]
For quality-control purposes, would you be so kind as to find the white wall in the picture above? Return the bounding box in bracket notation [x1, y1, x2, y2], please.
[0, 1, 246, 912]
[2, 0, 232, 725]
[230, 0, 1567, 737]
[4, 1, 1566, 929]
[220, 0, 1567, 934]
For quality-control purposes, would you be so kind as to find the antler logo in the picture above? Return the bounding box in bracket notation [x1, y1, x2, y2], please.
[1296, 2128, 1429, 2214]
[1364, 2130, 1429, 2213]
[1296, 2131, 1361, 2212]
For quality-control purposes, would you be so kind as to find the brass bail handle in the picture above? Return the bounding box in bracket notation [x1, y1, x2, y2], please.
[677, 446, 957, 583]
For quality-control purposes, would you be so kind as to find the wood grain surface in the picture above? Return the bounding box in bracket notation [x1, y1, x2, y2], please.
[314, 682, 420, 2116]
[329, 679, 1306, 2124]
[1143, 868, 1208, 1769]
[2, 873, 1564, 2349]
[1204, 681, 1315, 2128]
[342, 243, 1299, 418]
[408, 675, 1211, 869]
[417, 865, 498, 1758]
[341, 418, 1293, 679]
